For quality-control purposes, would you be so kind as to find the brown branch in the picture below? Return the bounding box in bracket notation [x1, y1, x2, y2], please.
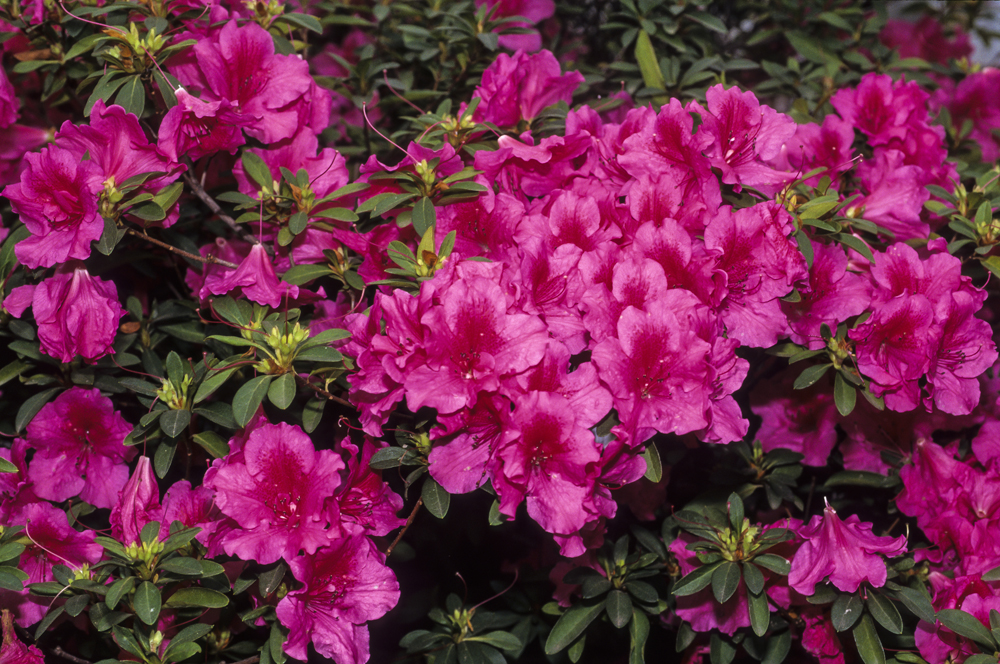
[386, 497, 423, 558]
[229, 657, 261, 664]
[124, 228, 239, 269]
[295, 375, 354, 408]
[182, 171, 250, 240]
[51, 647, 93, 664]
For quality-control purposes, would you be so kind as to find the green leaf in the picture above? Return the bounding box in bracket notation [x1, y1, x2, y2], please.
[0, 571, 23, 591]
[753, 554, 790, 575]
[629, 610, 650, 664]
[154, 439, 177, 478]
[606, 590, 633, 629]
[0, 542, 24, 563]
[748, 589, 770, 636]
[95, 216, 125, 255]
[159, 557, 205, 576]
[831, 593, 864, 632]
[761, 629, 792, 664]
[279, 11, 323, 32]
[634, 30, 666, 90]
[16, 388, 61, 433]
[134, 581, 161, 626]
[282, 264, 333, 286]
[834, 372, 857, 416]
[0, 457, 17, 474]
[852, 614, 885, 664]
[192, 431, 230, 459]
[673, 562, 721, 596]
[793, 363, 833, 390]
[193, 366, 237, 403]
[370, 447, 406, 469]
[866, 592, 903, 635]
[163, 641, 201, 663]
[112, 625, 145, 659]
[544, 601, 606, 654]
[937, 609, 996, 648]
[743, 563, 765, 595]
[687, 11, 726, 33]
[422, 478, 450, 519]
[242, 151, 273, 191]
[642, 443, 662, 482]
[727, 492, 744, 531]
[259, 561, 286, 598]
[711, 561, 741, 604]
[267, 373, 296, 410]
[981, 256, 1000, 280]
[302, 398, 326, 433]
[825, 471, 896, 489]
[115, 76, 146, 117]
[106, 576, 135, 610]
[164, 588, 229, 609]
[834, 233, 874, 262]
[983, 565, 1000, 582]
[232, 375, 273, 427]
[412, 197, 436, 237]
[470, 631, 521, 651]
[710, 633, 737, 664]
[159, 409, 191, 438]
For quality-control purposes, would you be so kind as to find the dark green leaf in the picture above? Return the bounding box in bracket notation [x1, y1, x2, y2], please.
[232, 375, 273, 427]
[831, 593, 864, 632]
[761, 629, 791, 664]
[282, 264, 333, 285]
[793, 363, 832, 390]
[748, 589, 770, 636]
[711, 561, 741, 604]
[154, 439, 177, 478]
[937, 609, 996, 648]
[983, 565, 1000, 582]
[0, 571, 23, 592]
[422, 477, 450, 519]
[95, 216, 125, 255]
[242, 151, 273, 191]
[134, 581, 161, 624]
[834, 372, 857, 416]
[259, 562, 286, 598]
[106, 576, 135, 610]
[625, 580, 658, 605]
[64, 593, 90, 617]
[302, 398, 325, 433]
[710, 633, 737, 664]
[112, 625, 145, 659]
[544, 601, 606, 654]
[727, 492, 744, 531]
[163, 642, 201, 663]
[370, 447, 406, 469]
[866, 592, 903, 634]
[412, 197, 436, 237]
[643, 443, 662, 482]
[115, 76, 146, 117]
[164, 588, 229, 608]
[629, 609, 649, 664]
[825, 471, 896, 489]
[581, 575, 611, 599]
[673, 562, 720, 596]
[159, 409, 191, 438]
[743, 563, 765, 595]
[16, 388, 61, 433]
[687, 11, 726, 32]
[192, 431, 230, 459]
[606, 590, 633, 629]
[267, 373, 296, 410]
[852, 614, 885, 664]
[279, 11, 323, 32]
[470, 631, 521, 651]
[159, 557, 204, 576]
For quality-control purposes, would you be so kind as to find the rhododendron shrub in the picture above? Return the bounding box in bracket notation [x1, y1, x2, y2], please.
[3, 2, 1000, 664]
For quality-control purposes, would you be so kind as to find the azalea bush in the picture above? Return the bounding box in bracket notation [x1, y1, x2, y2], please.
[4, 0, 1000, 663]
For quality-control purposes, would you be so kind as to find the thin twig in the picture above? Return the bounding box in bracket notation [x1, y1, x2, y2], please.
[125, 228, 239, 269]
[386, 497, 423, 558]
[295, 375, 354, 408]
[182, 171, 256, 244]
[230, 657, 261, 664]
[51, 647, 93, 664]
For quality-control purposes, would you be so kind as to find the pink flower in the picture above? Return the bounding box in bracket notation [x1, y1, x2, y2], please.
[207, 244, 299, 308]
[278, 536, 399, 664]
[475, 0, 554, 51]
[0, 65, 19, 129]
[788, 504, 907, 596]
[691, 84, 797, 195]
[880, 17, 972, 64]
[206, 422, 345, 564]
[4, 265, 125, 363]
[5, 145, 104, 268]
[23, 387, 135, 510]
[1, 609, 44, 664]
[172, 20, 318, 144]
[158, 89, 244, 162]
[0, 502, 102, 626]
[473, 50, 583, 127]
[110, 457, 163, 546]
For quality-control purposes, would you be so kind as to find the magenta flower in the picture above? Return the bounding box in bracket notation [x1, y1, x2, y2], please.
[23, 387, 134, 509]
[0, 65, 18, 129]
[473, 50, 583, 128]
[691, 84, 797, 195]
[474, 0, 554, 51]
[5, 265, 125, 363]
[172, 20, 317, 144]
[330, 441, 405, 538]
[158, 89, 244, 162]
[5, 145, 104, 268]
[207, 243, 298, 308]
[277, 536, 399, 664]
[1, 502, 102, 626]
[110, 456, 163, 547]
[788, 504, 907, 596]
[1, 609, 44, 664]
[206, 422, 345, 564]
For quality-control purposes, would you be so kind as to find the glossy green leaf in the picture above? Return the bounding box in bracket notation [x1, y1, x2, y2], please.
[834, 372, 857, 416]
[544, 601, 606, 655]
[711, 561, 741, 604]
[267, 372, 296, 410]
[422, 477, 451, 519]
[852, 614, 885, 664]
[233, 375, 273, 427]
[134, 581, 161, 626]
[164, 588, 229, 609]
[606, 590, 633, 629]
[831, 593, 864, 632]
[866, 591, 903, 635]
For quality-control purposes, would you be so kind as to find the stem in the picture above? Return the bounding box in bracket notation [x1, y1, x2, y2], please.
[386, 497, 422, 558]
[295, 374, 354, 408]
[181, 171, 257, 244]
[124, 228, 239, 269]
[51, 647, 93, 664]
